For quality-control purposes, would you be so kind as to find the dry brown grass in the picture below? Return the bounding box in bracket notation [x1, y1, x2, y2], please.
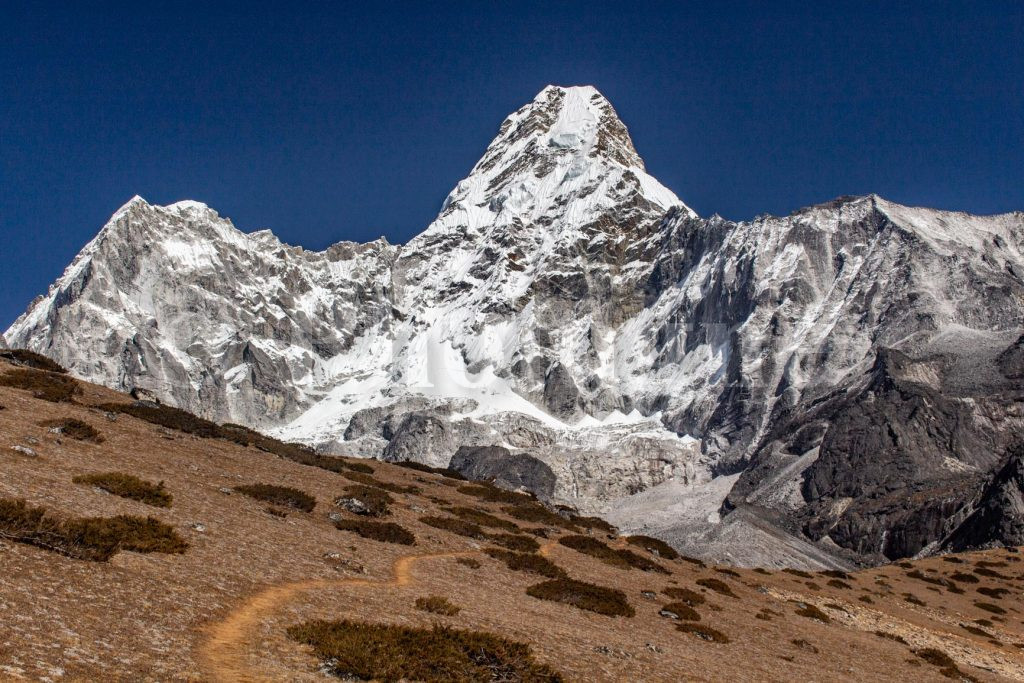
[73, 472, 172, 507]
[286, 620, 563, 682]
[0, 497, 186, 561]
[526, 578, 635, 617]
[234, 484, 316, 512]
[663, 587, 705, 606]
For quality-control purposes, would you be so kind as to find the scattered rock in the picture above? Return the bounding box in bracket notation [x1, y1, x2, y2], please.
[334, 497, 370, 516]
[11, 445, 37, 457]
[217, 487, 233, 495]
[190, 523, 206, 532]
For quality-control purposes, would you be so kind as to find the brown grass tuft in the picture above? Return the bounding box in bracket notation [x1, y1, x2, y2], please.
[486, 533, 540, 553]
[336, 484, 393, 517]
[333, 518, 416, 545]
[676, 623, 730, 643]
[0, 368, 80, 402]
[234, 484, 316, 512]
[663, 587, 705, 606]
[624, 534, 679, 560]
[695, 577, 736, 598]
[484, 548, 566, 578]
[419, 515, 487, 539]
[415, 595, 461, 616]
[659, 602, 701, 621]
[445, 506, 520, 531]
[558, 535, 668, 573]
[40, 418, 104, 443]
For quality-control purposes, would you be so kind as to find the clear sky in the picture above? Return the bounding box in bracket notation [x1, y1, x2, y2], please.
[2, 1, 1022, 330]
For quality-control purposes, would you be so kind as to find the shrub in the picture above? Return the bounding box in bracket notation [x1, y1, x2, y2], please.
[961, 623, 994, 638]
[415, 595, 461, 616]
[445, 506, 519, 531]
[679, 555, 707, 568]
[458, 484, 533, 505]
[663, 587, 705, 606]
[395, 461, 466, 480]
[624, 534, 679, 560]
[343, 471, 420, 495]
[794, 603, 830, 623]
[783, 568, 813, 578]
[234, 483, 316, 512]
[820, 569, 852, 579]
[827, 579, 852, 590]
[0, 497, 186, 561]
[287, 620, 563, 682]
[337, 485, 393, 517]
[951, 571, 980, 583]
[659, 602, 700, 621]
[100, 401, 223, 438]
[913, 648, 972, 680]
[874, 630, 908, 644]
[342, 461, 375, 475]
[486, 533, 540, 553]
[975, 566, 1009, 579]
[526, 578, 634, 617]
[40, 418, 103, 443]
[717, 568, 741, 578]
[557, 535, 668, 573]
[676, 623, 730, 643]
[0, 368, 80, 402]
[73, 472, 172, 507]
[334, 519, 415, 545]
[420, 516, 486, 539]
[0, 349, 67, 373]
[975, 602, 1006, 615]
[978, 586, 1010, 599]
[904, 594, 925, 606]
[456, 557, 480, 569]
[502, 504, 578, 530]
[695, 577, 736, 598]
[570, 515, 617, 534]
[484, 548, 566, 579]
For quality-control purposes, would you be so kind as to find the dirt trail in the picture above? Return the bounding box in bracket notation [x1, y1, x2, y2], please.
[198, 550, 471, 682]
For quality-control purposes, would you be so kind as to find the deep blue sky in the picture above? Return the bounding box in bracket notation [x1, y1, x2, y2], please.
[2, 2, 1022, 331]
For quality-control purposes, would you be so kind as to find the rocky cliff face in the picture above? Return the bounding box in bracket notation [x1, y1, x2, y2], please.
[6, 85, 1024, 567]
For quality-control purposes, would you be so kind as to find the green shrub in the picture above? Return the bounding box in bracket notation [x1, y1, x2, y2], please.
[486, 533, 540, 553]
[624, 534, 679, 560]
[526, 578, 634, 617]
[0, 349, 67, 373]
[445, 506, 519, 531]
[415, 595, 461, 616]
[334, 519, 415, 545]
[234, 484, 316, 512]
[659, 602, 700, 621]
[676, 623, 730, 643]
[287, 620, 563, 682]
[484, 548, 566, 578]
[73, 472, 172, 507]
[557, 535, 667, 573]
[663, 587, 705, 606]
[0, 497, 186, 561]
[420, 516, 487, 539]
[695, 577, 736, 598]
[0, 368, 80, 402]
[40, 418, 103, 443]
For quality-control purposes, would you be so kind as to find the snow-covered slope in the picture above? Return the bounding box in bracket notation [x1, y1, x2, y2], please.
[6, 85, 1024, 567]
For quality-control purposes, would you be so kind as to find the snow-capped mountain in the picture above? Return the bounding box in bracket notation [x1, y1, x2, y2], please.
[7, 85, 1024, 567]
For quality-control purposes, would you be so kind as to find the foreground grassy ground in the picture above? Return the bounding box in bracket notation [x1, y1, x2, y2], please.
[1, 356, 1024, 681]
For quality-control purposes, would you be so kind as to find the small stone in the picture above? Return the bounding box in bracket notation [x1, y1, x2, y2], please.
[190, 523, 206, 532]
[658, 609, 680, 620]
[645, 643, 663, 654]
[11, 445, 37, 457]
[103, 412, 117, 421]
[640, 591, 657, 600]
[334, 497, 370, 515]
[24, 437, 39, 445]
[217, 487, 233, 495]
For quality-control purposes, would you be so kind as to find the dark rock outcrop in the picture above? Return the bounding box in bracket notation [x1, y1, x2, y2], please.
[449, 445, 557, 498]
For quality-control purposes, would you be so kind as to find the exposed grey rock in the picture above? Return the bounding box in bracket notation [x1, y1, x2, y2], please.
[449, 445, 557, 498]
[945, 445, 1024, 551]
[11, 445, 37, 457]
[380, 413, 455, 468]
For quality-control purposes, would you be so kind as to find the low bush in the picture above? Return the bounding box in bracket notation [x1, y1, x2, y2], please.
[960, 623, 994, 638]
[794, 603, 830, 623]
[569, 515, 617, 534]
[663, 587, 705, 606]
[659, 602, 700, 621]
[484, 548, 566, 579]
[420, 516, 486, 539]
[978, 586, 1011, 598]
[557, 535, 668, 574]
[486, 533, 540, 553]
[287, 620, 563, 682]
[975, 566, 1009, 579]
[679, 555, 707, 568]
[445, 506, 519, 531]
[913, 648, 972, 680]
[820, 569, 852, 580]
[526, 578, 634, 617]
[395, 461, 466, 480]
[874, 630, 908, 644]
[695, 577, 736, 598]
[676, 623, 730, 644]
[100, 400, 222, 438]
[234, 484, 316, 512]
[40, 418, 103, 443]
[975, 602, 1006, 615]
[0, 497, 186, 561]
[334, 519, 416, 545]
[827, 579, 853, 590]
[0, 368, 80, 402]
[904, 594, 926, 606]
[415, 595, 461, 616]
[502, 504, 578, 530]
[625, 535, 679, 560]
[458, 484, 533, 505]
[716, 567, 741, 578]
[342, 471, 420, 495]
[0, 349, 67, 373]
[73, 472, 172, 507]
[336, 485, 393, 517]
[456, 557, 481, 569]
[783, 568, 813, 578]
[951, 571, 980, 583]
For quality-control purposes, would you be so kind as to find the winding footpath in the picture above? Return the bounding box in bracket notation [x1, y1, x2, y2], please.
[199, 541, 559, 682]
